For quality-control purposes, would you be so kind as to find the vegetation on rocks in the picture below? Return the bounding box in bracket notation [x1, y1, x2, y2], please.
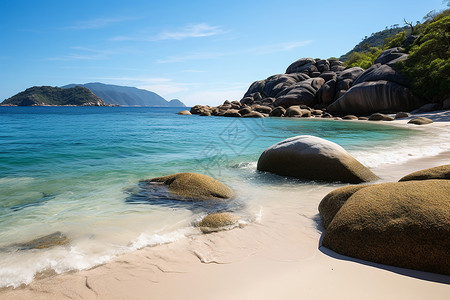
[343, 9, 450, 103]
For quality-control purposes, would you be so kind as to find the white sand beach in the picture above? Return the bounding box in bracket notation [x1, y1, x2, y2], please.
[1, 111, 449, 300]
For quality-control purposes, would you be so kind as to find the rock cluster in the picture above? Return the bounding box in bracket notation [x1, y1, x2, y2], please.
[319, 165, 450, 275]
[188, 48, 435, 119]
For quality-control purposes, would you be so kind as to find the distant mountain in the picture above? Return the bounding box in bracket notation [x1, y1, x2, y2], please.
[168, 99, 186, 107]
[1, 86, 107, 106]
[62, 82, 186, 107]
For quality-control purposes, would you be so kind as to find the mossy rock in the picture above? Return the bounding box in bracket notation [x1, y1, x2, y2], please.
[399, 164, 450, 181]
[322, 180, 450, 275]
[144, 173, 234, 200]
[199, 212, 240, 233]
[318, 185, 367, 229]
[16, 231, 69, 250]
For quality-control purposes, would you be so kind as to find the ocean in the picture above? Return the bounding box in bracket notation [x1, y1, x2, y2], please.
[0, 106, 448, 288]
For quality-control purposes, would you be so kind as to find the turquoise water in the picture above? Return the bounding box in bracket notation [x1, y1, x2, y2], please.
[0, 106, 446, 287]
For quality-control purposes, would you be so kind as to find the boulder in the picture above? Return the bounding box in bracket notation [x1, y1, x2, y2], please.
[318, 185, 367, 229]
[256, 135, 378, 183]
[199, 212, 240, 233]
[285, 106, 303, 117]
[368, 113, 387, 121]
[144, 173, 234, 200]
[316, 59, 330, 72]
[255, 105, 272, 114]
[261, 97, 275, 105]
[399, 164, 450, 181]
[240, 96, 254, 106]
[317, 79, 336, 105]
[223, 109, 242, 118]
[337, 67, 365, 82]
[200, 111, 211, 116]
[243, 111, 264, 118]
[274, 78, 325, 107]
[319, 71, 337, 82]
[353, 63, 409, 87]
[342, 115, 358, 120]
[322, 180, 450, 275]
[244, 80, 265, 98]
[358, 117, 368, 120]
[374, 47, 405, 65]
[286, 58, 316, 74]
[270, 106, 286, 117]
[395, 112, 410, 119]
[16, 232, 69, 250]
[412, 103, 441, 113]
[177, 110, 192, 115]
[408, 117, 433, 125]
[382, 115, 394, 121]
[328, 81, 425, 114]
[190, 105, 208, 115]
[239, 107, 252, 116]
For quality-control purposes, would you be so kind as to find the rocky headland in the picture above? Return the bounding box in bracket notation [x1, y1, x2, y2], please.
[188, 47, 446, 123]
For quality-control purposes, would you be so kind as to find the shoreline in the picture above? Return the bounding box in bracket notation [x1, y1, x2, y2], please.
[1, 116, 449, 299]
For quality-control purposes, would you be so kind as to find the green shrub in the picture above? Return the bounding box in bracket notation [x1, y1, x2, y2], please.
[398, 13, 450, 102]
[344, 47, 383, 69]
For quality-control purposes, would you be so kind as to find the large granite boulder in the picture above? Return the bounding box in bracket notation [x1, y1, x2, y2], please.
[273, 78, 325, 107]
[318, 185, 367, 229]
[319, 71, 337, 82]
[317, 79, 337, 104]
[285, 58, 317, 74]
[143, 173, 234, 200]
[353, 63, 409, 86]
[399, 164, 450, 181]
[374, 47, 407, 65]
[199, 212, 240, 233]
[256, 135, 377, 183]
[321, 180, 450, 275]
[327, 48, 424, 114]
[327, 80, 425, 114]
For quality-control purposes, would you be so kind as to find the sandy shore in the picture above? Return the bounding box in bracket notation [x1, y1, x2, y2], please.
[1, 111, 449, 300]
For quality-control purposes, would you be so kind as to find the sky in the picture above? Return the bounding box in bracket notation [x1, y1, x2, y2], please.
[0, 0, 448, 106]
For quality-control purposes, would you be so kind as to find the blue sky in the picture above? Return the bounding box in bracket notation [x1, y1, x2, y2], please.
[1, 0, 448, 106]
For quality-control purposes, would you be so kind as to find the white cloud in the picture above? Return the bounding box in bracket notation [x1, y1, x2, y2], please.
[64, 17, 133, 30]
[155, 23, 225, 40]
[111, 23, 226, 42]
[46, 47, 116, 61]
[156, 40, 312, 63]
